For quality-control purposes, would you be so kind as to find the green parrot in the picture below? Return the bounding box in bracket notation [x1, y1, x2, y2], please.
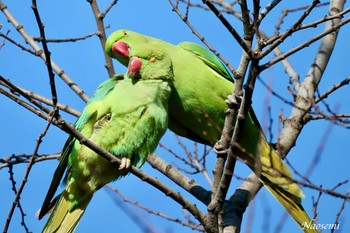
[105, 29, 317, 233]
[38, 55, 172, 232]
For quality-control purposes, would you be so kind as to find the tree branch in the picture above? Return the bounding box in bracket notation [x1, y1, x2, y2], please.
[0, 1, 89, 102]
[277, 0, 346, 157]
[86, 0, 116, 77]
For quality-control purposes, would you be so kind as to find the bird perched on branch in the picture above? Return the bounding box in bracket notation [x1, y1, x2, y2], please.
[38, 52, 173, 232]
[105, 29, 317, 233]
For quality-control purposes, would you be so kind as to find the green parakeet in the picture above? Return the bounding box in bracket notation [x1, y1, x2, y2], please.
[38, 55, 172, 232]
[105, 29, 316, 233]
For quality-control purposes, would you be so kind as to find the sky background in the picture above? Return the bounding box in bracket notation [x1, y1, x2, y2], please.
[1, 1, 349, 233]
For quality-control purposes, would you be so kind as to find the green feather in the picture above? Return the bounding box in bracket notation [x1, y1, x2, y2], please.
[178, 41, 233, 82]
[105, 29, 317, 233]
[39, 72, 170, 232]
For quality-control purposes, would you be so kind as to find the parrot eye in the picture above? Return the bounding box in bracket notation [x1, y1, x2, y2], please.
[124, 32, 128, 37]
[149, 57, 157, 63]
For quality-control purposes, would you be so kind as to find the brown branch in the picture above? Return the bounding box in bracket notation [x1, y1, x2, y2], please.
[0, 153, 60, 169]
[105, 185, 205, 232]
[277, 0, 346, 157]
[86, 0, 116, 77]
[315, 76, 350, 103]
[31, 0, 58, 109]
[5, 165, 31, 232]
[332, 190, 350, 233]
[272, 2, 330, 38]
[0, 76, 207, 228]
[32, 25, 110, 43]
[259, 0, 320, 59]
[3, 112, 55, 233]
[168, 0, 236, 75]
[262, 16, 350, 70]
[259, 0, 283, 23]
[203, 0, 254, 59]
[160, 138, 213, 185]
[147, 154, 212, 206]
[0, 1, 89, 102]
[0, 31, 37, 55]
[0, 78, 80, 117]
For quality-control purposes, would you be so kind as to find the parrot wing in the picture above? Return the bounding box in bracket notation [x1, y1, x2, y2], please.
[178, 41, 233, 82]
[38, 75, 124, 219]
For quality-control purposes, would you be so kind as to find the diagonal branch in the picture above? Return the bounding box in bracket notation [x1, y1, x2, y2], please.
[0, 1, 89, 102]
[277, 0, 346, 157]
[259, 0, 320, 59]
[0, 76, 208, 229]
[31, 0, 58, 110]
[87, 0, 116, 77]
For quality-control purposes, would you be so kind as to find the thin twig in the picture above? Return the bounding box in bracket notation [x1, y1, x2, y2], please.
[31, 0, 58, 109]
[106, 185, 205, 232]
[259, 0, 320, 59]
[0, 1, 89, 102]
[6, 165, 31, 232]
[262, 16, 350, 70]
[32, 25, 110, 43]
[3, 112, 56, 233]
[86, 0, 116, 77]
[168, 0, 236, 75]
[0, 153, 60, 169]
[0, 79, 80, 117]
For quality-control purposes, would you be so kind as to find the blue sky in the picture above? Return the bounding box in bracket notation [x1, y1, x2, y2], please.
[1, 1, 349, 233]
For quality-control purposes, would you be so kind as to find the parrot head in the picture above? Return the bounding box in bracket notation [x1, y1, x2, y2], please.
[105, 29, 151, 66]
[127, 53, 174, 82]
[106, 29, 174, 81]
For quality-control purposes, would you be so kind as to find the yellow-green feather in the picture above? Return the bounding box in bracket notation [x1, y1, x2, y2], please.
[40, 76, 170, 232]
[105, 30, 317, 232]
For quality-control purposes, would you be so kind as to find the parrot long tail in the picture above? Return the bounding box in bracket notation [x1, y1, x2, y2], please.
[42, 189, 92, 233]
[239, 111, 317, 232]
[262, 180, 317, 233]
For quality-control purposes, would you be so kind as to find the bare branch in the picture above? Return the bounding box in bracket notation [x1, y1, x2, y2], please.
[168, 0, 236, 75]
[105, 185, 205, 232]
[0, 78, 80, 117]
[259, 0, 320, 59]
[259, 0, 283, 23]
[203, 0, 254, 58]
[332, 190, 350, 233]
[5, 165, 31, 232]
[262, 15, 350, 70]
[0, 31, 37, 55]
[32, 25, 110, 43]
[0, 153, 60, 169]
[3, 112, 55, 233]
[315, 76, 350, 103]
[86, 0, 116, 77]
[0, 75, 207, 225]
[31, 0, 58, 110]
[0, 1, 89, 102]
[277, 0, 346, 157]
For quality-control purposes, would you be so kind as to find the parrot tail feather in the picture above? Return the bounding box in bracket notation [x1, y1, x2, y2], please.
[264, 182, 318, 233]
[42, 191, 92, 233]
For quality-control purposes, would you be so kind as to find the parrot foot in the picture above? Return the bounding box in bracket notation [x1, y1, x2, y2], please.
[118, 157, 131, 172]
[213, 141, 228, 155]
[225, 94, 241, 108]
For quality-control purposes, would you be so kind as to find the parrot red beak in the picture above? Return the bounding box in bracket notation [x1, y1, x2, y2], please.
[128, 57, 142, 74]
[112, 41, 129, 57]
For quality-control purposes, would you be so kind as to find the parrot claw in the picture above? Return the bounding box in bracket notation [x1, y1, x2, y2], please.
[213, 141, 228, 155]
[119, 157, 131, 172]
[225, 95, 241, 108]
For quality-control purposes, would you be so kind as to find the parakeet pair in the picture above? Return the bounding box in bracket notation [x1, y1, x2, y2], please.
[38, 54, 173, 232]
[104, 29, 317, 233]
